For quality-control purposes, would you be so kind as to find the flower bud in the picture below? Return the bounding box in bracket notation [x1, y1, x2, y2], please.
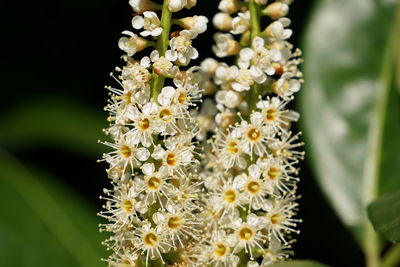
[212, 33, 241, 57]
[262, 2, 289, 20]
[169, 0, 187, 12]
[218, 0, 240, 14]
[185, 0, 197, 9]
[213, 13, 233, 31]
[179, 16, 209, 34]
[129, 0, 157, 13]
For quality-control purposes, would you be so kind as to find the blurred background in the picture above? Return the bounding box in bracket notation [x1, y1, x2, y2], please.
[2, 0, 399, 266]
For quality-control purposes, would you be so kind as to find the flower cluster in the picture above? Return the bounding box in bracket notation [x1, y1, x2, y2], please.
[99, 1, 209, 266]
[194, 0, 304, 265]
[100, 0, 304, 266]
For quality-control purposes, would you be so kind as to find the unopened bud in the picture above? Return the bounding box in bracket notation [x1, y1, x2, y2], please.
[262, 2, 289, 19]
[213, 13, 233, 31]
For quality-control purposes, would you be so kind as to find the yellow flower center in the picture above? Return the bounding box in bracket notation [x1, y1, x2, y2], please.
[167, 216, 183, 229]
[247, 128, 261, 141]
[119, 145, 132, 158]
[238, 227, 254, 240]
[213, 243, 227, 257]
[147, 176, 162, 190]
[120, 199, 135, 213]
[246, 180, 261, 194]
[267, 166, 281, 180]
[226, 141, 239, 154]
[143, 232, 159, 246]
[178, 91, 187, 104]
[159, 108, 172, 121]
[138, 118, 150, 130]
[271, 213, 283, 225]
[266, 108, 278, 122]
[223, 189, 236, 203]
[166, 153, 178, 166]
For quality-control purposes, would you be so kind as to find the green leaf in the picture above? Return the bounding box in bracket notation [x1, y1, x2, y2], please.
[0, 151, 106, 267]
[0, 97, 106, 157]
[269, 260, 329, 267]
[299, 0, 400, 248]
[368, 191, 400, 243]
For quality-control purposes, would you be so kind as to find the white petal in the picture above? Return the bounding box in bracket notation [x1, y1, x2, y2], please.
[136, 147, 150, 161]
[131, 16, 144, 29]
[141, 163, 155, 176]
[152, 146, 165, 160]
[151, 27, 163, 36]
[140, 56, 151, 68]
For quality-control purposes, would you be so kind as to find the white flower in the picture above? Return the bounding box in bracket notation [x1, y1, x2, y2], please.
[231, 214, 267, 260]
[135, 163, 172, 206]
[256, 96, 299, 133]
[215, 90, 242, 108]
[231, 11, 250, 35]
[232, 68, 254, 92]
[213, 129, 247, 169]
[239, 112, 273, 156]
[203, 230, 239, 266]
[125, 102, 158, 147]
[151, 138, 195, 177]
[118, 31, 147, 56]
[132, 11, 163, 37]
[272, 72, 301, 98]
[233, 164, 273, 210]
[150, 50, 179, 77]
[213, 12, 233, 31]
[166, 30, 199, 66]
[212, 33, 240, 58]
[131, 222, 172, 265]
[265, 18, 293, 41]
[121, 59, 152, 90]
[239, 37, 281, 76]
[99, 183, 143, 230]
[168, 0, 187, 12]
[179, 16, 209, 34]
[261, 193, 300, 243]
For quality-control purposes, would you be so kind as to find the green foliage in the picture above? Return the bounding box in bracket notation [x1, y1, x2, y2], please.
[269, 260, 329, 267]
[0, 151, 106, 267]
[0, 97, 106, 157]
[368, 191, 400, 243]
[300, 0, 400, 251]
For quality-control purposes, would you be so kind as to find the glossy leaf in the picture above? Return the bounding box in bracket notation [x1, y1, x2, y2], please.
[0, 97, 106, 157]
[0, 151, 106, 267]
[368, 191, 400, 243]
[300, 0, 400, 245]
[270, 260, 329, 267]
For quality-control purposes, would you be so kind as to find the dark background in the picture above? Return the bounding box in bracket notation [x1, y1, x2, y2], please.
[1, 0, 364, 266]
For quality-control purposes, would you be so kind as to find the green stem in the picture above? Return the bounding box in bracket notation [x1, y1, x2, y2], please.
[150, 0, 172, 100]
[247, 0, 261, 113]
[381, 244, 400, 267]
